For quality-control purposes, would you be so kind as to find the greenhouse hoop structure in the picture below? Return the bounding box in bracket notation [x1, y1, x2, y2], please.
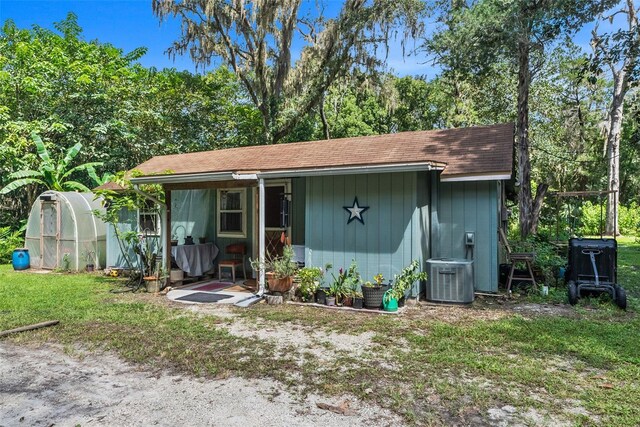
[25, 191, 106, 271]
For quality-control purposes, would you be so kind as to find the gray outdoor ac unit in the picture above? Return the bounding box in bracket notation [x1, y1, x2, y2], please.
[426, 258, 474, 304]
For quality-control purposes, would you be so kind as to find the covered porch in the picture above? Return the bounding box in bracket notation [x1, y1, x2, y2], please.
[130, 173, 306, 297]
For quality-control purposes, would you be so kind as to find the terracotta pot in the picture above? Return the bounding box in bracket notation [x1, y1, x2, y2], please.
[267, 275, 294, 293]
[342, 296, 353, 307]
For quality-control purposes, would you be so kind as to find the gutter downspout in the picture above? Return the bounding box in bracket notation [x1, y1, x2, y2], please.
[233, 174, 264, 295]
[231, 173, 266, 307]
[258, 177, 266, 295]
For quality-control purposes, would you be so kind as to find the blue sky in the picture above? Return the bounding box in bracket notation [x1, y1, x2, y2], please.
[0, 0, 434, 76]
[0, 0, 201, 71]
[0, 0, 603, 78]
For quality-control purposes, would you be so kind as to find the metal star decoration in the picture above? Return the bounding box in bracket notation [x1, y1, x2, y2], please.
[343, 197, 369, 225]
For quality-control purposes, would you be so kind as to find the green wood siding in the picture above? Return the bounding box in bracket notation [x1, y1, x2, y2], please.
[434, 179, 499, 292]
[106, 208, 138, 268]
[305, 172, 428, 296]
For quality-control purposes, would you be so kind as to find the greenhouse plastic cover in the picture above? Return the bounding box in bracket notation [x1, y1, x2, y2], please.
[25, 191, 106, 271]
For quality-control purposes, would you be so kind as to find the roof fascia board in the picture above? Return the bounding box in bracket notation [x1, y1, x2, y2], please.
[130, 162, 443, 185]
[440, 173, 511, 182]
[258, 162, 441, 179]
[130, 172, 235, 185]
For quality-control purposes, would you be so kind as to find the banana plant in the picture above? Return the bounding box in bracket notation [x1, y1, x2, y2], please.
[87, 166, 114, 187]
[0, 132, 104, 195]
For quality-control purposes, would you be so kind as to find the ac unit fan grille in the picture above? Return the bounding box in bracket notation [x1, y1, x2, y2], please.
[426, 259, 474, 304]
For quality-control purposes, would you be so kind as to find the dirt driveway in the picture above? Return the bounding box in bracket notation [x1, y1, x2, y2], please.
[0, 342, 399, 427]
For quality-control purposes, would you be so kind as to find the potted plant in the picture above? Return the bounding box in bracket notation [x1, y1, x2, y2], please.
[330, 260, 360, 307]
[314, 263, 332, 304]
[353, 291, 364, 309]
[385, 260, 427, 311]
[316, 287, 328, 305]
[361, 273, 390, 309]
[144, 275, 161, 293]
[342, 288, 354, 307]
[145, 267, 168, 293]
[297, 266, 322, 302]
[251, 245, 299, 294]
[326, 280, 341, 306]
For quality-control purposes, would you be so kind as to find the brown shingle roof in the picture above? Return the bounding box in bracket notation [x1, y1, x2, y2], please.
[132, 123, 513, 180]
[93, 181, 125, 192]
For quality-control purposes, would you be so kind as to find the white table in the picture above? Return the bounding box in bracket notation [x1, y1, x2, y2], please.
[171, 243, 219, 277]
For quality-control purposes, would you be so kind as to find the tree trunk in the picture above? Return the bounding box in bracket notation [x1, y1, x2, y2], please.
[516, 39, 535, 239]
[320, 92, 331, 140]
[605, 70, 626, 236]
[530, 183, 549, 235]
[259, 101, 273, 144]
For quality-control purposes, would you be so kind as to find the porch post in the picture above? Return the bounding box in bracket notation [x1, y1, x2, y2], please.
[258, 178, 266, 294]
[164, 187, 172, 287]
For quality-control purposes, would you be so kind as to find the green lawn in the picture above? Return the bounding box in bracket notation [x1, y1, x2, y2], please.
[1, 239, 639, 426]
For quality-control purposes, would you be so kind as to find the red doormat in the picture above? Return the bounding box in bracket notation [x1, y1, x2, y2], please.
[191, 282, 232, 292]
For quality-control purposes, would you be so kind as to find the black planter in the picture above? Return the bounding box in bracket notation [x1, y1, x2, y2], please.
[316, 288, 327, 305]
[353, 297, 364, 309]
[398, 296, 406, 308]
[361, 284, 390, 309]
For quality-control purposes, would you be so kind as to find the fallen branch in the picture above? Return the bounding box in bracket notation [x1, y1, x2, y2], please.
[0, 320, 60, 338]
[316, 400, 357, 416]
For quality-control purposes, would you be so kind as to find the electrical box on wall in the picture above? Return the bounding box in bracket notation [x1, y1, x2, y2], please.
[465, 231, 475, 247]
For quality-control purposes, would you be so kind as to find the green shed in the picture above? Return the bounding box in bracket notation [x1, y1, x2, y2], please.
[111, 124, 513, 295]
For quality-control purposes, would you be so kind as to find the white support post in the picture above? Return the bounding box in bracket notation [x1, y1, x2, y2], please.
[258, 177, 266, 294]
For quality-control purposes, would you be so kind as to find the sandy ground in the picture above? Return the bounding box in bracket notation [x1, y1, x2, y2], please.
[0, 301, 599, 426]
[0, 343, 400, 427]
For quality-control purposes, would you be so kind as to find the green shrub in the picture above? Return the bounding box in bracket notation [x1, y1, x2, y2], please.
[579, 201, 603, 236]
[0, 227, 25, 264]
[573, 201, 640, 237]
[297, 266, 323, 301]
[511, 235, 565, 284]
[619, 202, 640, 235]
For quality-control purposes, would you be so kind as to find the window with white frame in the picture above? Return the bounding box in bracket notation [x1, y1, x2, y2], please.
[217, 188, 246, 238]
[138, 200, 161, 235]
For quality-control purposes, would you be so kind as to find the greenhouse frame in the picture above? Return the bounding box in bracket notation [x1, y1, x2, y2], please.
[24, 191, 106, 271]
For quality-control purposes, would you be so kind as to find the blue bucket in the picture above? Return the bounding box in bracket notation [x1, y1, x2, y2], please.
[12, 248, 30, 270]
